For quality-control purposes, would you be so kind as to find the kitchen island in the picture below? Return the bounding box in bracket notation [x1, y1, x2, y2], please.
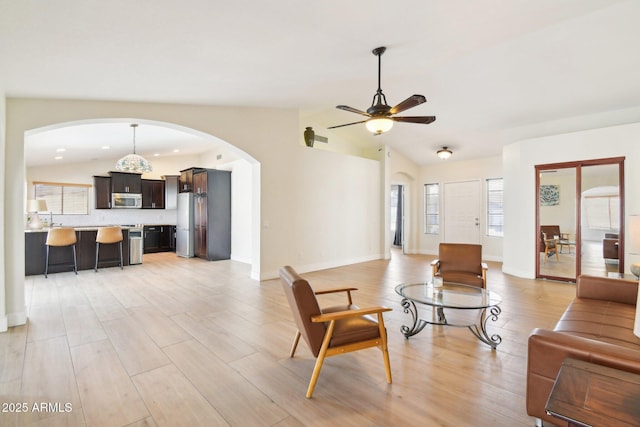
[25, 227, 131, 276]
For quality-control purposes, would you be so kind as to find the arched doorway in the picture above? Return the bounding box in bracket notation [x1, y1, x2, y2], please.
[24, 118, 261, 277]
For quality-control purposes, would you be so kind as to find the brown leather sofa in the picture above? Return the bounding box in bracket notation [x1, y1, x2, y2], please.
[603, 232, 619, 260]
[526, 275, 640, 426]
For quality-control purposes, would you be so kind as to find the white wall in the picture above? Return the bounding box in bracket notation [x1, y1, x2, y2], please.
[539, 171, 577, 238]
[288, 146, 382, 272]
[503, 122, 640, 278]
[418, 155, 504, 261]
[0, 93, 7, 331]
[298, 113, 368, 157]
[2, 98, 382, 329]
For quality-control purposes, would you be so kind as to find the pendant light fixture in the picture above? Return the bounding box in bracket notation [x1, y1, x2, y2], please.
[115, 124, 152, 173]
[437, 146, 452, 160]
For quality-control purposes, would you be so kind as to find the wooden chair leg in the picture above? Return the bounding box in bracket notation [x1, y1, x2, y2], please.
[290, 331, 301, 358]
[306, 320, 335, 398]
[378, 313, 392, 384]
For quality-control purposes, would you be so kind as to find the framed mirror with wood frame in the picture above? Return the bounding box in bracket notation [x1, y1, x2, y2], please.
[535, 157, 624, 282]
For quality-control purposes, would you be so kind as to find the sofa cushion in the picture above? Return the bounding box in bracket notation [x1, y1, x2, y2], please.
[322, 304, 381, 347]
[439, 270, 484, 288]
[554, 298, 639, 350]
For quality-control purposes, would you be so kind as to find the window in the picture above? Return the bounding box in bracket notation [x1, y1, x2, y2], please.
[487, 178, 504, 237]
[34, 182, 90, 215]
[584, 193, 620, 230]
[424, 183, 440, 234]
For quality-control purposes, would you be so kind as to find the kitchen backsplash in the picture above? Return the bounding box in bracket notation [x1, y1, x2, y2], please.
[31, 208, 178, 227]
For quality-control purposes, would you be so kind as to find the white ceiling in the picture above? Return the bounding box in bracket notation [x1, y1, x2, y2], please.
[25, 122, 214, 166]
[2, 0, 639, 166]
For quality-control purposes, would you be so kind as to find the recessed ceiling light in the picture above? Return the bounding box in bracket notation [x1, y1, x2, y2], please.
[56, 148, 66, 152]
[54, 156, 63, 160]
[153, 153, 160, 157]
[173, 149, 180, 153]
[101, 145, 110, 150]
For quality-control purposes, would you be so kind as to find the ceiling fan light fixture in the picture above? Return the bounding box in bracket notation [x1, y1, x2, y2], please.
[116, 124, 153, 173]
[366, 117, 394, 135]
[437, 146, 452, 160]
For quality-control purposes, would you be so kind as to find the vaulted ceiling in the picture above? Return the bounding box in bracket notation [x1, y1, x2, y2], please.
[2, 0, 639, 166]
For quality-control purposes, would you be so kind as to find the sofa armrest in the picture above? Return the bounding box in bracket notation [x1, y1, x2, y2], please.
[576, 275, 638, 305]
[526, 328, 640, 423]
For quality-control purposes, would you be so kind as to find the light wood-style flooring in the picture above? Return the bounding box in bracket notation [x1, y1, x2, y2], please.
[0, 251, 577, 427]
[540, 239, 618, 279]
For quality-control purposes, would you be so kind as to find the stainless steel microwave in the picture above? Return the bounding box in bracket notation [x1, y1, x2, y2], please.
[111, 192, 142, 209]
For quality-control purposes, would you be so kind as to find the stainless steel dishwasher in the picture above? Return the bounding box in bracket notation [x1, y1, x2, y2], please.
[129, 226, 144, 264]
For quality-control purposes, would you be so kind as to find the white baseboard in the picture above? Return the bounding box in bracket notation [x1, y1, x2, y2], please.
[501, 265, 535, 279]
[6, 309, 27, 329]
[230, 253, 252, 265]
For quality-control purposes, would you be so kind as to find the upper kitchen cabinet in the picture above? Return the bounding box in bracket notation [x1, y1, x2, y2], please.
[179, 167, 204, 193]
[142, 179, 165, 209]
[110, 171, 142, 193]
[193, 170, 207, 194]
[179, 168, 193, 192]
[93, 176, 111, 209]
[163, 175, 179, 210]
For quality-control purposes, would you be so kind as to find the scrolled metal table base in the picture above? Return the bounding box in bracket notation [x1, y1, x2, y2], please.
[399, 298, 502, 349]
[400, 298, 427, 337]
[468, 306, 502, 349]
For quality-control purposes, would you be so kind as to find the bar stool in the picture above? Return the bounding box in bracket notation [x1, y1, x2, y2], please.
[45, 227, 78, 278]
[95, 226, 123, 272]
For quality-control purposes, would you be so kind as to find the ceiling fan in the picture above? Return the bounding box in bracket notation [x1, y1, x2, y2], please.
[328, 46, 436, 135]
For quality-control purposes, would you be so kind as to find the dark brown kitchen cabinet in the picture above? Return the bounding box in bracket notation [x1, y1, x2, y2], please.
[193, 169, 231, 261]
[143, 225, 174, 253]
[110, 171, 142, 193]
[179, 168, 193, 193]
[193, 170, 207, 194]
[25, 229, 129, 275]
[141, 179, 165, 209]
[93, 176, 111, 209]
[179, 167, 204, 193]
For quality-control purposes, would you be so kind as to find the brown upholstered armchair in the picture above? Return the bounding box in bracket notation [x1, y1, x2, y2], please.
[279, 266, 392, 398]
[430, 243, 488, 288]
[540, 225, 561, 264]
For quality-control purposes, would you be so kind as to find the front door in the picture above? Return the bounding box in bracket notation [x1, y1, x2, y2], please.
[443, 180, 481, 244]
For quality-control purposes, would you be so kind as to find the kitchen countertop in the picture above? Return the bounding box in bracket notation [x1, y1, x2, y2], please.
[24, 225, 142, 233]
[24, 224, 176, 233]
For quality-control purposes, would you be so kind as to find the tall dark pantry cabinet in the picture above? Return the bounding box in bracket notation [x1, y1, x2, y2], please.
[192, 169, 231, 261]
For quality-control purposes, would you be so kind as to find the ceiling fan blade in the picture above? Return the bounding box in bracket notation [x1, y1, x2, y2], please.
[336, 105, 371, 117]
[391, 116, 436, 124]
[327, 120, 367, 130]
[389, 95, 427, 115]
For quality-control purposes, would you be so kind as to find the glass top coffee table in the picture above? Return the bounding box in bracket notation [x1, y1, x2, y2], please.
[395, 281, 503, 349]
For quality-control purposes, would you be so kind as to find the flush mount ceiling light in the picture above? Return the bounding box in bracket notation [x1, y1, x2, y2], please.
[115, 124, 152, 173]
[437, 146, 452, 160]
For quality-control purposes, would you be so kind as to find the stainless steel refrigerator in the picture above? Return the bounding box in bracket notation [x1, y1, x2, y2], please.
[176, 192, 194, 257]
